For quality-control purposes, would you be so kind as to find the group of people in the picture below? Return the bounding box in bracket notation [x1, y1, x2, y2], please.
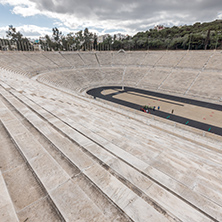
[141, 105, 160, 113]
[141, 105, 175, 114]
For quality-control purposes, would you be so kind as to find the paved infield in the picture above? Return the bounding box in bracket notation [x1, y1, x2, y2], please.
[87, 86, 222, 136]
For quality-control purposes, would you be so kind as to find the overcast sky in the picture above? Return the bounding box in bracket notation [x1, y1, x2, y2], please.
[0, 0, 222, 39]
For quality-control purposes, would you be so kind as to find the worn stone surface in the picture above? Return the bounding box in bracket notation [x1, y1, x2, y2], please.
[0, 51, 222, 221]
[0, 172, 18, 222]
[2, 164, 45, 212]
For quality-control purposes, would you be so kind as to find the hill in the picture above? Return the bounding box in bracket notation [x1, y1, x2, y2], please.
[132, 20, 222, 50]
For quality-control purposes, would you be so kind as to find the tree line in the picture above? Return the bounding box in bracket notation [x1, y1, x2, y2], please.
[133, 20, 222, 50]
[0, 25, 33, 51]
[1, 20, 222, 51]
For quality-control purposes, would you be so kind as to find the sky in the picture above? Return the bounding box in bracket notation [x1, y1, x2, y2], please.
[0, 0, 222, 39]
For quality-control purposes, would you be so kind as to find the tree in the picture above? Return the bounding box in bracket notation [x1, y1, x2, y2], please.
[112, 40, 122, 50]
[66, 32, 75, 50]
[204, 29, 211, 50]
[75, 30, 84, 50]
[52, 27, 62, 50]
[93, 33, 98, 50]
[83, 28, 93, 50]
[6, 25, 23, 41]
[52, 27, 62, 42]
[137, 37, 147, 49]
[42, 34, 55, 51]
[6, 25, 32, 51]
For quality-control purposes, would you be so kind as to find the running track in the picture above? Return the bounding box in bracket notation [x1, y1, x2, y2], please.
[87, 86, 222, 136]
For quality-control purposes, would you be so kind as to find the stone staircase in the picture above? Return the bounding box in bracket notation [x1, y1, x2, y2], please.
[0, 71, 222, 221]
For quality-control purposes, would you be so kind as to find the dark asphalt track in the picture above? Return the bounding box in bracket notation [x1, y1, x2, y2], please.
[87, 86, 222, 136]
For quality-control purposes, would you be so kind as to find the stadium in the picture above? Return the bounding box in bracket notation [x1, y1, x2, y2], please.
[0, 50, 222, 221]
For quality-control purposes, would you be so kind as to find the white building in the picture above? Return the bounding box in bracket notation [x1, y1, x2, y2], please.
[154, 25, 165, 31]
[98, 34, 111, 43]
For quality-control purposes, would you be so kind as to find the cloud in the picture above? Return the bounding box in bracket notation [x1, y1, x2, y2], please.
[0, 24, 52, 39]
[28, 0, 222, 21]
[18, 25, 52, 38]
[0, 26, 9, 38]
[0, 0, 32, 6]
[1, 0, 222, 36]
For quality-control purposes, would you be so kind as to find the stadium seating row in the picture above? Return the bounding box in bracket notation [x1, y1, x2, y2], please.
[0, 50, 222, 73]
[0, 69, 222, 221]
[0, 50, 221, 102]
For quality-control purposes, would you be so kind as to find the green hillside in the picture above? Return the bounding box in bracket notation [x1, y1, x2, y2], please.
[131, 20, 222, 50]
[1, 20, 222, 51]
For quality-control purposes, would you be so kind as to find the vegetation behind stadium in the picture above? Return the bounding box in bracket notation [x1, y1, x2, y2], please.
[1, 20, 222, 51]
